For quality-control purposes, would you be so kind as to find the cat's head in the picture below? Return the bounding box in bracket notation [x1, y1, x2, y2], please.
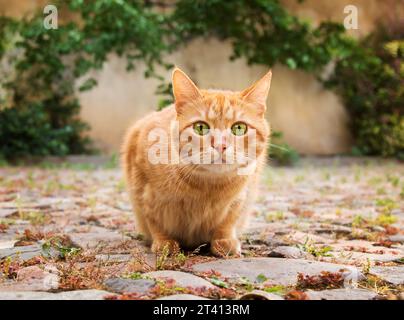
[172, 68, 271, 175]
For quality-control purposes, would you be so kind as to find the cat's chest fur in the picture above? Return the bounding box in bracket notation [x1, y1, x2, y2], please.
[142, 170, 249, 246]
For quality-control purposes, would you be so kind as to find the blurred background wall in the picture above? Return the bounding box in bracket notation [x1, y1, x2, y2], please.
[0, 0, 401, 155]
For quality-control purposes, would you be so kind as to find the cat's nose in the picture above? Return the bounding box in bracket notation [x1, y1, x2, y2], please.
[214, 143, 227, 153]
[212, 135, 227, 153]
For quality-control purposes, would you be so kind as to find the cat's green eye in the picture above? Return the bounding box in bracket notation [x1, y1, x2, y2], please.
[231, 122, 248, 136]
[193, 122, 210, 136]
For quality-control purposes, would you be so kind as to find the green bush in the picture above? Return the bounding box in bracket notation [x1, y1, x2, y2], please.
[0, 102, 89, 159]
[325, 24, 404, 158]
[269, 131, 300, 166]
[0, 1, 168, 160]
[0, 15, 92, 159]
[172, 0, 349, 72]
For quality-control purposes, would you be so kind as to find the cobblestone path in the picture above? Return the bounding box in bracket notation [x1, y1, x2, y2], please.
[0, 158, 403, 300]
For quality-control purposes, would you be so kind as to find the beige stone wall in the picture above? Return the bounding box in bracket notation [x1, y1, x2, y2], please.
[282, 0, 402, 37]
[1, 0, 402, 154]
[0, 0, 47, 17]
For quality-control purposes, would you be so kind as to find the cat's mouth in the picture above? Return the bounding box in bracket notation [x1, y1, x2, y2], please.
[179, 149, 253, 174]
[212, 156, 228, 164]
[197, 162, 240, 174]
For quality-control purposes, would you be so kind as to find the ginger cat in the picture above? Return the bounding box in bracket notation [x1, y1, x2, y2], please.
[121, 68, 271, 256]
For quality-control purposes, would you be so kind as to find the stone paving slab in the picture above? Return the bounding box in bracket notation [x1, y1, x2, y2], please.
[306, 288, 379, 300]
[68, 226, 130, 249]
[103, 278, 156, 294]
[239, 290, 284, 300]
[0, 265, 59, 292]
[0, 289, 113, 300]
[145, 270, 216, 289]
[191, 258, 362, 286]
[370, 266, 404, 285]
[0, 244, 43, 260]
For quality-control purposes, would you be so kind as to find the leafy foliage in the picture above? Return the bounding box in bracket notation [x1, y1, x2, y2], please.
[0, 15, 90, 159]
[269, 131, 300, 166]
[325, 22, 404, 158]
[0, 1, 169, 159]
[172, 0, 350, 71]
[296, 271, 345, 290]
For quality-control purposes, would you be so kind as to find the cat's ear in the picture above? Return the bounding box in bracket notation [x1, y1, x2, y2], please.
[241, 70, 272, 116]
[172, 67, 202, 114]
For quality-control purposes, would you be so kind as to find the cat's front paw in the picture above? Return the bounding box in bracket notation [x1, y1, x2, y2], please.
[211, 238, 241, 257]
[151, 239, 180, 254]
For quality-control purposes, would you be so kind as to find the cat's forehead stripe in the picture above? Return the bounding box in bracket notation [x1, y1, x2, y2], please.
[207, 105, 217, 120]
[225, 106, 233, 120]
[205, 94, 240, 120]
